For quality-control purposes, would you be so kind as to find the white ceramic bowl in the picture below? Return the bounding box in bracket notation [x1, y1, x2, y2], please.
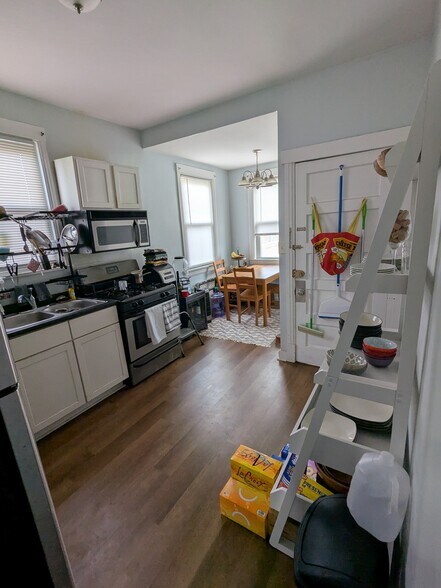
[326, 349, 368, 375]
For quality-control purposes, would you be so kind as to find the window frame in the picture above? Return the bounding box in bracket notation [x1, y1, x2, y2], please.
[0, 117, 59, 274]
[248, 169, 279, 261]
[176, 163, 218, 272]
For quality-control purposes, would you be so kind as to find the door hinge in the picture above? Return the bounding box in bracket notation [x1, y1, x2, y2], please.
[296, 226, 306, 231]
[291, 244, 303, 250]
[292, 269, 306, 279]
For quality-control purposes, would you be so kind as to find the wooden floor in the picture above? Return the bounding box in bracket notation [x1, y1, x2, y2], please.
[38, 337, 316, 588]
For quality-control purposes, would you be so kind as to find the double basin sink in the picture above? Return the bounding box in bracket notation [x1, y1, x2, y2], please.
[4, 299, 106, 334]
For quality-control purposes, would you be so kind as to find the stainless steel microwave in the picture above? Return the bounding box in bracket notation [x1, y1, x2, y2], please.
[63, 210, 150, 253]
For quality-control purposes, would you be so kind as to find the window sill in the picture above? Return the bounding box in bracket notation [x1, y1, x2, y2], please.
[188, 263, 214, 276]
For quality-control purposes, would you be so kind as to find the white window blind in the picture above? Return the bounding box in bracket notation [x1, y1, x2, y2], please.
[0, 136, 55, 266]
[253, 183, 279, 259]
[177, 167, 216, 268]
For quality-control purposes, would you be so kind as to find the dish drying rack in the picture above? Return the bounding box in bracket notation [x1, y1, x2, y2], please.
[270, 59, 441, 557]
[0, 210, 79, 286]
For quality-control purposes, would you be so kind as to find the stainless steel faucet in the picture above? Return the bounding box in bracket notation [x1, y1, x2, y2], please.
[18, 288, 37, 310]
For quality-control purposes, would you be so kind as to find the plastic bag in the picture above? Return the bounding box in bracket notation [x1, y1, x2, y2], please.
[347, 451, 410, 542]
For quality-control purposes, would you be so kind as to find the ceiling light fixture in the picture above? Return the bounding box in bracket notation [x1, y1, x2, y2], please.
[238, 149, 278, 190]
[58, 0, 102, 14]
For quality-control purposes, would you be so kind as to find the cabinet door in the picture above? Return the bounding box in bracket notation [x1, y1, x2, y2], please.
[75, 157, 116, 209]
[74, 324, 128, 401]
[16, 343, 86, 434]
[113, 165, 142, 209]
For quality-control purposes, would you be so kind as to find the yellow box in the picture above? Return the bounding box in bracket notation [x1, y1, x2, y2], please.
[219, 477, 269, 539]
[297, 475, 333, 501]
[230, 445, 282, 495]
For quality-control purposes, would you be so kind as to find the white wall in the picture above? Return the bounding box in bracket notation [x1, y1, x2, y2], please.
[0, 88, 231, 287]
[405, 4, 441, 586]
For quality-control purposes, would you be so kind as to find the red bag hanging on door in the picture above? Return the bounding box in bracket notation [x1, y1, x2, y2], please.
[311, 199, 367, 276]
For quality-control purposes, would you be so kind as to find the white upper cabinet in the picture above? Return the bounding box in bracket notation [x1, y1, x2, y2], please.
[55, 156, 118, 210]
[113, 165, 142, 209]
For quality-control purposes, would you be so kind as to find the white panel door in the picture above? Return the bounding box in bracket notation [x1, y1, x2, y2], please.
[16, 342, 86, 433]
[74, 324, 128, 401]
[294, 149, 398, 366]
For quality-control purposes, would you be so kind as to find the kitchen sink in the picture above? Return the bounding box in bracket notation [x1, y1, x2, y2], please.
[4, 311, 54, 331]
[4, 298, 107, 334]
[42, 299, 104, 314]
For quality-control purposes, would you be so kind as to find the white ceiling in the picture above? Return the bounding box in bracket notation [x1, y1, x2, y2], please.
[149, 112, 278, 170]
[0, 0, 435, 130]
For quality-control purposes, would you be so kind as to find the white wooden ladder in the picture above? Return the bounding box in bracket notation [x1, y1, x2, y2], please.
[270, 58, 441, 557]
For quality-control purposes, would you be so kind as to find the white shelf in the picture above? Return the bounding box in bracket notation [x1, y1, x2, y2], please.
[345, 272, 408, 294]
[314, 351, 399, 405]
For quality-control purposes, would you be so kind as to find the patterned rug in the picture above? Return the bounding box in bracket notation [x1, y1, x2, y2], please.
[202, 308, 280, 347]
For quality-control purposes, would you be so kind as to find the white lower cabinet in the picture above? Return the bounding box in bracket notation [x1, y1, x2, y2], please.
[16, 342, 86, 434]
[74, 323, 128, 401]
[10, 307, 129, 436]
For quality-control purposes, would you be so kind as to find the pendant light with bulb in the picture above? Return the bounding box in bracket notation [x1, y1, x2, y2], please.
[238, 149, 278, 190]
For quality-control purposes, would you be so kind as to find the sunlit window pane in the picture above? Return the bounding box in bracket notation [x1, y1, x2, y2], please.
[186, 226, 214, 266]
[256, 234, 279, 259]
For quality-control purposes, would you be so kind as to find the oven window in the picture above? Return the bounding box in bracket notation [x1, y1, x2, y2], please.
[133, 316, 151, 349]
[96, 224, 134, 246]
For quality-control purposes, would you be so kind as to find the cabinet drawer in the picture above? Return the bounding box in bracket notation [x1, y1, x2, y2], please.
[69, 306, 119, 339]
[10, 322, 72, 362]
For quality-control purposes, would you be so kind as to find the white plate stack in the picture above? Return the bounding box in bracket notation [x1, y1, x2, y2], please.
[350, 262, 395, 276]
[329, 393, 393, 433]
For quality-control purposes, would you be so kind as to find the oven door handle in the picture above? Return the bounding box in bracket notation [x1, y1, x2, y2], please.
[133, 220, 141, 247]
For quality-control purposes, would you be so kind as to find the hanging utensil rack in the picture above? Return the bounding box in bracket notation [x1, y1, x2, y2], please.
[0, 209, 79, 284]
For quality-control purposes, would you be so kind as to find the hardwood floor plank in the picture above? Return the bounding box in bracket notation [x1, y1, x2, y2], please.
[38, 337, 315, 588]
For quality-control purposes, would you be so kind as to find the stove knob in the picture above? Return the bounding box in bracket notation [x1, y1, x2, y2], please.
[137, 300, 144, 306]
[160, 292, 167, 298]
[131, 302, 138, 309]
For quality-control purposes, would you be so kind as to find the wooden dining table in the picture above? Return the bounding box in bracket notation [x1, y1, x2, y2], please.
[222, 264, 279, 327]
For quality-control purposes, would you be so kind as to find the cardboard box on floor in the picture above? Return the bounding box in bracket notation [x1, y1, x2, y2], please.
[220, 477, 270, 539]
[230, 445, 282, 495]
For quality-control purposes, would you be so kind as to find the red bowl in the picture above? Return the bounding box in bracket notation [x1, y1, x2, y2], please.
[362, 347, 397, 359]
[362, 343, 397, 357]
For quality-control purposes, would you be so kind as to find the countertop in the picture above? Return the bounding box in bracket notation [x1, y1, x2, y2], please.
[5, 299, 117, 339]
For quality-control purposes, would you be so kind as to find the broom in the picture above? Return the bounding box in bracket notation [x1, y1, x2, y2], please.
[318, 165, 352, 319]
[298, 204, 324, 337]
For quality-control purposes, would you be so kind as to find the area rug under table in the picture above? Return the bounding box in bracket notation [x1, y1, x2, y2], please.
[202, 308, 280, 347]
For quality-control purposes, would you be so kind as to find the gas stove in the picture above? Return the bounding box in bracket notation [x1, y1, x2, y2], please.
[77, 260, 181, 386]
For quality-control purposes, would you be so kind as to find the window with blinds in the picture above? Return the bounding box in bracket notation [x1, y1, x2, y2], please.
[253, 182, 279, 259]
[0, 136, 55, 267]
[177, 165, 217, 269]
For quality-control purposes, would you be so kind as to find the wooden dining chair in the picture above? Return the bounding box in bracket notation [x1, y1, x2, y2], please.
[213, 259, 237, 320]
[233, 267, 271, 326]
[213, 259, 227, 288]
[268, 282, 280, 308]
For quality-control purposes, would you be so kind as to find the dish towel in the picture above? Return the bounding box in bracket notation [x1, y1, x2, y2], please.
[144, 305, 167, 345]
[162, 299, 181, 332]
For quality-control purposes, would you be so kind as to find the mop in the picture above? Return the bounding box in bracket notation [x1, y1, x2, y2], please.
[298, 204, 324, 337]
[318, 165, 352, 319]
